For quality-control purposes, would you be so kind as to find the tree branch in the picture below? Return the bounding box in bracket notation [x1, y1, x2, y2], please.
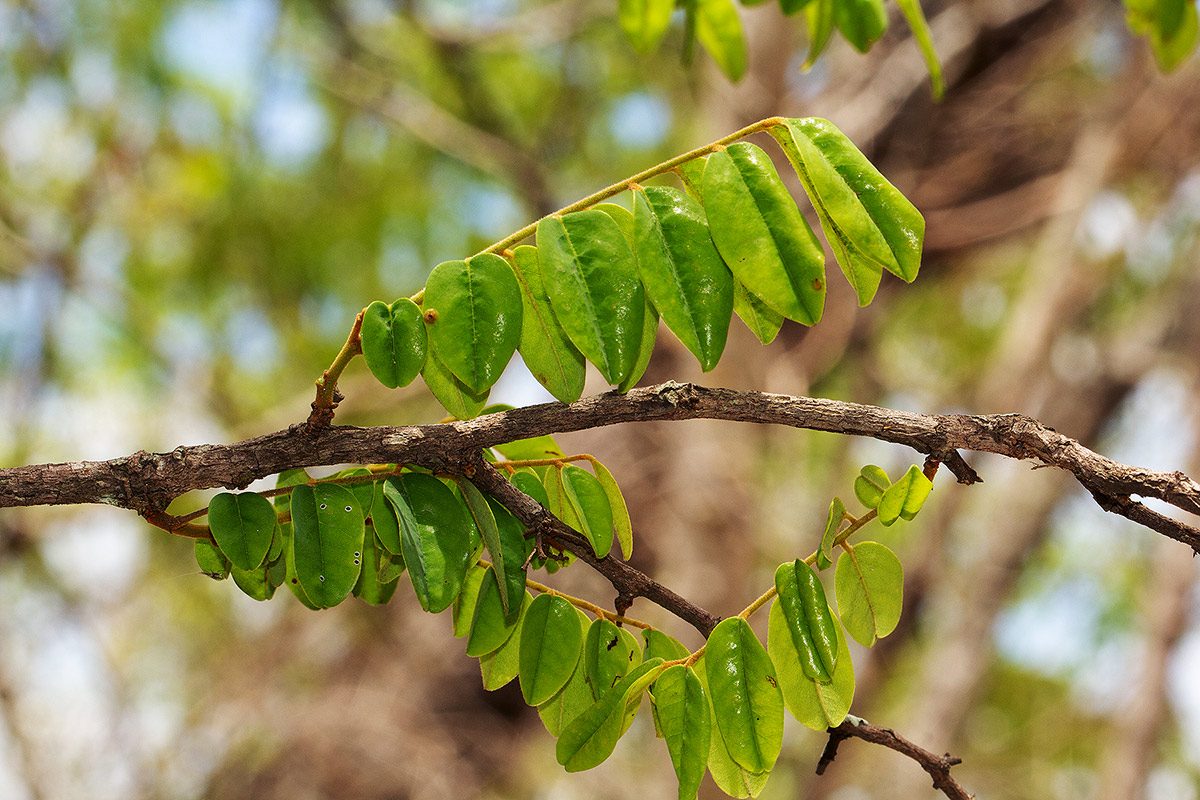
[3, 381, 1199, 549]
[818, 718, 970, 800]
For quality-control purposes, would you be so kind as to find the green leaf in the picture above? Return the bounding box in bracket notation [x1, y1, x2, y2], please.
[421, 346, 489, 419]
[360, 298, 426, 389]
[556, 658, 666, 772]
[382, 473, 472, 613]
[695, 0, 747, 81]
[767, 599, 854, 729]
[769, 117, 925, 306]
[780, 0, 814, 13]
[370, 481, 402, 555]
[583, 619, 642, 700]
[194, 539, 229, 580]
[352, 527, 400, 606]
[832, 0, 887, 51]
[487, 496, 531, 625]
[876, 464, 933, 526]
[596, 202, 635, 247]
[618, 0, 674, 51]
[592, 460, 634, 560]
[802, 0, 835, 69]
[231, 561, 274, 601]
[1149, 0, 1199, 70]
[508, 246, 586, 403]
[493, 431, 564, 463]
[539, 608, 596, 735]
[423, 254, 522, 395]
[653, 665, 710, 800]
[894, 0, 945, 98]
[773, 560, 838, 681]
[704, 617, 783, 774]
[520, 593, 586, 706]
[466, 568, 521, 657]
[702, 143, 826, 325]
[643, 628, 691, 663]
[818, 497, 846, 570]
[615, 299, 658, 393]
[453, 564, 488, 639]
[835, 541, 904, 646]
[457, 478, 509, 614]
[545, 466, 584, 533]
[853, 464, 890, 509]
[675, 156, 707, 200]
[633, 185, 734, 371]
[377, 550, 405, 584]
[511, 468, 552, 509]
[480, 591, 532, 690]
[561, 464, 615, 558]
[536, 210, 646, 385]
[694, 656, 772, 798]
[207, 491, 276, 572]
[732, 280, 784, 345]
[290, 483, 365, 609]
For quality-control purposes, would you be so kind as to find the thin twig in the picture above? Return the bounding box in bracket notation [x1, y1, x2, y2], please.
[819, 718, 971, 800]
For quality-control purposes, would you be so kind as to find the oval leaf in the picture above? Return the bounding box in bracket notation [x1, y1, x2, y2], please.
[539, 608, 596, 735]
[508, 245, 586, 403]
[194, 539, 229, 580]
[618, 0, 674, 52]
[453, 564, 488, 639]
[519, 593, 586, 706]
[835, 541, 903, 647]
[207, 491, 276, 572]
[536, 209, 646, 385]
[360, 298, 426, 389]
[818, 496, 847, 570]
[773, 560, 838, 681]
[583, 618, 642, 700]
[694, 656, 772, 798]
[643, 628, 691, 663]
[633, 185, 734, 371]
[591, 460, 634, 560]
[561, 464, 615, 558]
[833, 0, 887, 51]
[466, 567, 521, 657]
[704, 617, 783, 774]
[556, 658, 666, 772]
[853, 464, 890, 510]
[876, 464, 933, 526]
[421, 346, 489, 419]
[382, 474, 471, 613]
[769, 118, 924, 306]
[702, 143, 826, 325]
[767, 599, 854, 730]
[654, 665, 710, 800]
[352, 527, 400, 606]
[480, 591, 533, 691]
[290, 483, 366, 609]
[695, 0, 747, 81]
[615, 298, 658, 393]
[732, 280, 783, 345]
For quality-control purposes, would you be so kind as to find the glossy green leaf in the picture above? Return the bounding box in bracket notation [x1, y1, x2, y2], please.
[853, 464, 890, 509]
[694, 656, 772, 798]
[732, 280, 783, 345]
[231, 561, 274, 601]
[423, 254, 522, 394]
[802, 0, 834, 69]
[818, 496, 846, 570]
[643, 628, 691, 663]
[360, 298, 426, 389]
[511, 468, 552, 510]
[195, 539, 229, 580]
[556, 658, 666, 772]
[509, 245, 586, 403]
[591, 460, 634, 560]
[290, 483, 365, 609]
[653, 665, 710, 800]
[702, 143, 826, 325]
[596, 202, 635, 246]
[894, 0, 945, 98]
[618, 0, 674, 53]
[453, 564, 488, 639]
[676, 156, 707, 200]
[480, 591, 532, 690]
[544, 466, 583, 533]
[488, 496, 531, 625]
[539, 608, 596, 735]
[876, 464, 933, 526]
[774, 560, 838, 682]
[377, 550, 405, 584]
[537, 210, 646, 385]
[352, 528, 400, 606]
[466, 568, 521, 656]
[835, 541, 903, 646]
[207, 491, 276, 572]
[615, 299, 658, 393]
[370, 481, 402, 555]
[421, 346, 489, 419]
[382, 473, 471, 613]
[520, 593, 586, 705]
[633, 185, 734, 371]
[769, 117, 925, 306]
[695, 0, 747, 81]
[704, 617, 783, 774]
[282, 526, 319, 609]
[583, 619, 642, 700]
[767, 599, 854, 729]
[833, 0, 887, 51]
[457, 478, 509, 613]
[561, 464, 615, 558]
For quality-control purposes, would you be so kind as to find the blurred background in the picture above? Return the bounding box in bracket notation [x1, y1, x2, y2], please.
[1, 0, 1200, 797]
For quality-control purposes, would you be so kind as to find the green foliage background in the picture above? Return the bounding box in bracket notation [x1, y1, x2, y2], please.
[2, 1, 1200, 798]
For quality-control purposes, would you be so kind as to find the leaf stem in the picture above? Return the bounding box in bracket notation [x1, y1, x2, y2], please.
[521, 574, 652, 629]
[475, 117, 785, 257]
[307, 308, 366, 428]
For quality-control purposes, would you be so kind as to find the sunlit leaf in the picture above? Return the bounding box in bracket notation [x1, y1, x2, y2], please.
[653, 665, 710, 800]
[694, 656, 772, 797]
[539, 608, 596, 735]
[832, 0, 887, 51]
[732, 280, 784, 345]
[767, 600, 854, 729]
[421, 346, 489, 419]
[591, 460, 634, 560]
[583, 618, 642, 700]
[508, 246, 586, 403]
[466, 568, 521, 656]
[704, 617, 783, 774]
[360, 298, 426, 389]
[520, 593, 586, 706]
[894, 0, 945, 98]
[556, 658, 666, 772]
[853, 464, 890, 510]
[382, 473, 471, 613]
[773, 559, 838, 681]
[876, 464, 933, 526]
[695, 0, 748, 80]
[480, 591, 532, 690]
[835, 541, 903, 646]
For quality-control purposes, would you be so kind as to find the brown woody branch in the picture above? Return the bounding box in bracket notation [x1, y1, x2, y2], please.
[4, 381, 1198, 548]
[818, 718, 970, 800]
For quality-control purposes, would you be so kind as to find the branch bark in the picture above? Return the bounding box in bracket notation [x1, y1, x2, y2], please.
[818, 718, 971, 800]
[4, 381, 1198, 548]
